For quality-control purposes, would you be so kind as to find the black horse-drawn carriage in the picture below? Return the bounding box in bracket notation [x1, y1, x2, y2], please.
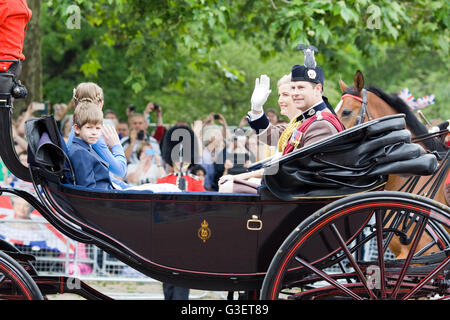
[0, 88, 449, 300]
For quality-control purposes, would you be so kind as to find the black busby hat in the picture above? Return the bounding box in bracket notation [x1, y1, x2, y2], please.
[291, 44, 324, 88]
[161, 125, 198, 167]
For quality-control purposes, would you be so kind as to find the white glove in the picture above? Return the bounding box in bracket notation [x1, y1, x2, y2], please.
[429, 126, 439, 134]
[251, 75, 271, 112]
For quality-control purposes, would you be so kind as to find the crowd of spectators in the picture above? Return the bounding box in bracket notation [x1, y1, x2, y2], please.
[0, 99, 277, 192]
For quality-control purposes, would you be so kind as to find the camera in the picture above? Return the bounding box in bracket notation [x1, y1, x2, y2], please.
[214, 114, 220, 120]
[11, 80, 27, 99]
[154, 103, 159, 110]
[0, 72, 27, 102]
[137, 130, 145, 140]
[128, 104, 136, 112]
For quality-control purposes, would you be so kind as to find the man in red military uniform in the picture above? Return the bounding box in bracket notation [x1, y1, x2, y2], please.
[219, 45, 345, 193]
[0, 0, 32, 75]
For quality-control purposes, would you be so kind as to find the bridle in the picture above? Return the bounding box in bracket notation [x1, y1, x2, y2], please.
[339, 87, 449, 201]
[340, 88, 371, 126]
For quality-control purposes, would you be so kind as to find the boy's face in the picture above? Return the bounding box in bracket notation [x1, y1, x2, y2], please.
[74, 122, 102, 145]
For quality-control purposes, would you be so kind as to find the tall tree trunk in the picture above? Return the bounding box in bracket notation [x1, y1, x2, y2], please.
[15, 0, 42, 117]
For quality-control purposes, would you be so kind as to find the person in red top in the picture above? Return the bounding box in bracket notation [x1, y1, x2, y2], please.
[156, 170, 205, 192]
[156, 125, 205, 192]
[0, 0, 32, 75]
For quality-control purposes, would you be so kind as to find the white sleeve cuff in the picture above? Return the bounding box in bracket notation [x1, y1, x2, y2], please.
[247, 110, 265, 122]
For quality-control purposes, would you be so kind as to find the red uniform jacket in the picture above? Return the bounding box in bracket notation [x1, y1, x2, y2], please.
[282, 111, 345, 155]
[0, 0, 32, 71]
[157, 173, 205, 192]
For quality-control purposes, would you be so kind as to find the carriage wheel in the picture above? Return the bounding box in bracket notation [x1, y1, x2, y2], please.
[0, 251, 43, 300]
[260, 191, 450, 300]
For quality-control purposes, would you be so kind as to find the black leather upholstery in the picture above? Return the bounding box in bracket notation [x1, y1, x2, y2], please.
[263, 115, 438, 201]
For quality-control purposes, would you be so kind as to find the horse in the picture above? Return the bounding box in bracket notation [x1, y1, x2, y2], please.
[335, 70, 449, 259]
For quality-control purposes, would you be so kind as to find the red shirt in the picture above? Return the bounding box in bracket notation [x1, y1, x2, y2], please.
[0, 0, 32, 71]
[153, 125, 165, 143]
[157, 174, 205, 192]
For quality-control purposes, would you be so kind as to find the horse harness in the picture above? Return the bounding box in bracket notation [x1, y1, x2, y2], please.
[341, 88, 372, 126]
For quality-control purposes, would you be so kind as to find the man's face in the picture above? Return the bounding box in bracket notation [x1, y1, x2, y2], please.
[117, 123, 129, 137]
[75, 122, 102, 145]
[131, 116, 148, 132]
[290, 81, 322, 112]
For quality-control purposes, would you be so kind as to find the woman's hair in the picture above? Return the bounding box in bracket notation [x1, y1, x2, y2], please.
[73, 101, 103, 128]
[277, 73, 292, 88]
[136, 141, 152, 160]
[73, 82, 104, 107]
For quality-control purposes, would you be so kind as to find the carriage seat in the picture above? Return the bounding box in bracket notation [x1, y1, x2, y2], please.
[25, 115, 437, 202]
[263, 114, 438, 201]
[24, 115, 259, 197]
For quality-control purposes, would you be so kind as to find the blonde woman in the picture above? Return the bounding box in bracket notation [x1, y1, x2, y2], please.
[218, 74, 296, 193]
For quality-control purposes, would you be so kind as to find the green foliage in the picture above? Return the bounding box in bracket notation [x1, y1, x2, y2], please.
[40, 0, 449, 125]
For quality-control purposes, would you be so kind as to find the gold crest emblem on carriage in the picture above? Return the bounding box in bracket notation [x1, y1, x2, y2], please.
[197, 219, 211, 243]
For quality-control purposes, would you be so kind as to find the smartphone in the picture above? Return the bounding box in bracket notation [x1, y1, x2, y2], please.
[32, 102, 46, 111]
[154, 103, 159, 110]
[214, 114, 220, 120]
[103, 118, 116, 128]
[33, 102, 49, 114]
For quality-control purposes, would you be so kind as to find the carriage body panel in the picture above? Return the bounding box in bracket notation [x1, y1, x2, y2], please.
[41, 180, 339, 289]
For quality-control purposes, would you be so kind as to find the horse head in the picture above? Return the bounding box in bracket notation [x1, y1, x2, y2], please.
[336, 70, 378, 129]
[336, 71, 445, 153]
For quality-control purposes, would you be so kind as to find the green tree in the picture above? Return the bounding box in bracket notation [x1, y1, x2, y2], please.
[38, 0, 448, 123]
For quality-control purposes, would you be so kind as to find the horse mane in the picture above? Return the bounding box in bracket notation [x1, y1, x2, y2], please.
[345, 85, 445, 152]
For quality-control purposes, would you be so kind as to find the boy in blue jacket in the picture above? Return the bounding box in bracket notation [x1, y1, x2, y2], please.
[68, 101, 180, 193]
[68, 101, 115, 190]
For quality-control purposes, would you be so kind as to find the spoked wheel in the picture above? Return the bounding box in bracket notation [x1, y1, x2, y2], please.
[261, 191, 450, 300]
[0, 251, 43, 300]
